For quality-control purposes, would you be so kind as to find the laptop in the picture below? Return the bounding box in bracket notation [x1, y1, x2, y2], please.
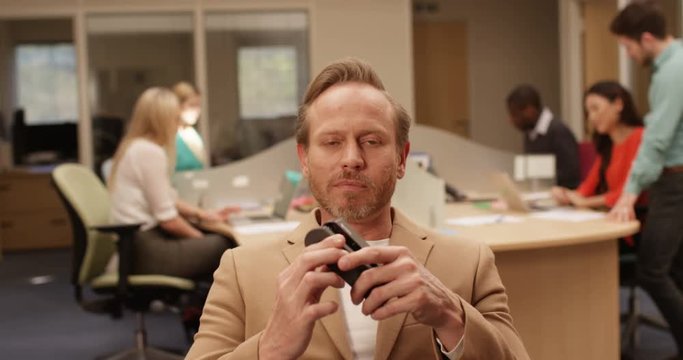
[491, 172, 557, 213]
[229, 173, 299, 224]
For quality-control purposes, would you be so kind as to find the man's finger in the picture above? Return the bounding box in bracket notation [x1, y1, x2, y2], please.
[349, 259, 412, 304]
[338, 245, 411, 271]
[369, 291, 418, 321]
[302, 301, 339, 323]
[304, 234, 345, 252]
[290, 246, 346, 281]
[359, 273, 419, 314]
[295, 271, 344, 303]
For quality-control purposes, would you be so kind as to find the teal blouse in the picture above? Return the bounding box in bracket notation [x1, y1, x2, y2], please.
[175, 132, 205, 172]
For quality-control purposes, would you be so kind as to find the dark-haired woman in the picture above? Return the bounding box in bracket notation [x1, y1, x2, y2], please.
[551, 81, 644, 209]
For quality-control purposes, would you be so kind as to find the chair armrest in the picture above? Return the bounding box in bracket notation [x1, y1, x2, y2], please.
[92, 223, 144, 234]
[91, 223, 144, 299]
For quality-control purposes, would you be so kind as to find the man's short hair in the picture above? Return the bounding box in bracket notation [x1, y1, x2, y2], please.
[296, 57, 411, 151]
[506, 84, 542, 111]
[610, 0, 667, 41]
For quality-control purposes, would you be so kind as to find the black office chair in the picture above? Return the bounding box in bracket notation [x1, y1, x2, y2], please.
[620, 206, 669, 358]
[52, 163, 195, 360]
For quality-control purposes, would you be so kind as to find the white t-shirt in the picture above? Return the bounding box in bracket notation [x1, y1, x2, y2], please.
[109, 138, 178, 231]
[340, 239, 464, 360]
[340, 239, 390, 360]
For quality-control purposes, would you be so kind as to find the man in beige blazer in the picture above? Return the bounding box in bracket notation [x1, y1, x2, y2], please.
[187, 58, 529, 360]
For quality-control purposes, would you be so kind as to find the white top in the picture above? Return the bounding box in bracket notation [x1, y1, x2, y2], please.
[109, 138, 178, 231]
[340, 239, 389, 360]
[340, 239, 463, 360]
[528, 107, 553, 141]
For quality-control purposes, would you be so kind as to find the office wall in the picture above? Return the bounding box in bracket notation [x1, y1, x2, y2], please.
[414, 0, 560, 153]
[584, 1, 619, 92]
[310, 0, 414, 117]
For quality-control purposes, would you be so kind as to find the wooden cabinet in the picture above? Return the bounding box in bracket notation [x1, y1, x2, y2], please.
[0, 170, 72, 251]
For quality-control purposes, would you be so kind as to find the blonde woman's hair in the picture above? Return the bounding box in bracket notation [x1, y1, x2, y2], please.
[109, 87, 180, 188]
[172, 81, 199, 105]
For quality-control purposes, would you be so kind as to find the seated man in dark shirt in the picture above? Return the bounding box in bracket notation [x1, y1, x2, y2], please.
[506, 84, 581, 188]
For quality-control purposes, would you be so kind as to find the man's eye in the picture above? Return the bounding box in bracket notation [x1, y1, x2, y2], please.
[324, 140, 341, 146]
[362, 139, 381, 146]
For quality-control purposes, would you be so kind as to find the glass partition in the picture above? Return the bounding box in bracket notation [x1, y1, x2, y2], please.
[205, 11, 309, 163]
[86, 13, 194, 176]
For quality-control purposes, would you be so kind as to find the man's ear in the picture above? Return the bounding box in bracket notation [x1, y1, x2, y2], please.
[297, 143, 310, 178]
[397, 142, 410, 179]
[640, 32, 657, 50]
[641, 32, 654, 43]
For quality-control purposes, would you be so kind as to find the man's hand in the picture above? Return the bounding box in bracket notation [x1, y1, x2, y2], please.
[259, 235, 346, 360]
[198, 207, 240, 223]
[608, 193, 638, 222]
[338, 246, 465, 350]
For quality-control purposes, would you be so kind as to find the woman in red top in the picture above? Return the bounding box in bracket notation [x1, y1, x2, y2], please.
[552, 81, 643, 208]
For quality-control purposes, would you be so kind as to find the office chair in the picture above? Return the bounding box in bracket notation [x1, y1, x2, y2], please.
[52, 163, 195, 360]
[620, 206, 669, 358]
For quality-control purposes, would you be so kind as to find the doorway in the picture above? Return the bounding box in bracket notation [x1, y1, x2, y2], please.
[413, 21, 469, 137]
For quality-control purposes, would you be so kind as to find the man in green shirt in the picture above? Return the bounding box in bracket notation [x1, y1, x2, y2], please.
[610, 2, 683, 357]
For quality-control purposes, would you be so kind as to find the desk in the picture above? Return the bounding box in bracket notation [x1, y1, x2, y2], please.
[0, 170, 72, 250]
[445, 204, 638, 360]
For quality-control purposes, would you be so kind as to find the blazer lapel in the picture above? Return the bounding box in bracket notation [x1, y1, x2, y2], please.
[281, 210, 354, 360]
[374, 209, 434, 360]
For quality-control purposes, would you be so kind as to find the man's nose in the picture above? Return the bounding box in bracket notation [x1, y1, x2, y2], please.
[340, 143, 365, 170]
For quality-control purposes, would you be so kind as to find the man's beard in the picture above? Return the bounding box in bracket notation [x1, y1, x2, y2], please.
[309, 167, 396, 222]
[518, 120, 536, 132]
[641, 55, 653, 68]
[638, 47, 655, 67]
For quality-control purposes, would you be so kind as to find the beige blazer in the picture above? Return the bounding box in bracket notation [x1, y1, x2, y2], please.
[186, 209, 529, 360]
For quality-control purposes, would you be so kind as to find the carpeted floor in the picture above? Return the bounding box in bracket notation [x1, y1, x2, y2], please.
[0, 249, 188, 360]
[0, 248, 677, 359]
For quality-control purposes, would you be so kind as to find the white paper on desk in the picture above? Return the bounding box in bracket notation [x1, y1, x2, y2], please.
[446, 215, 523, 227]
[521, 191, 552, 202]
[233, 221, 300, 235]
[529, 209, 605, 222]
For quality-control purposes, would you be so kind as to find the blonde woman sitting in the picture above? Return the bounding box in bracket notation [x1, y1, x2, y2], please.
[108, 87, 232, 279]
